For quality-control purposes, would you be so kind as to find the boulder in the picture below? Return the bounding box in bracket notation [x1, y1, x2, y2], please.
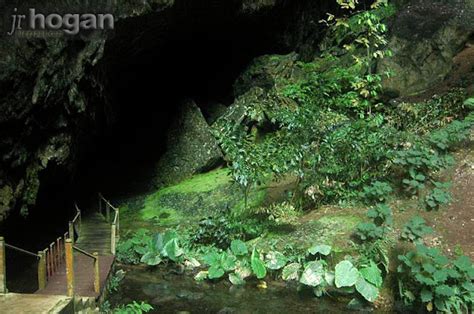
[378, 0, 474, 96]
[154, 100, 223, 187]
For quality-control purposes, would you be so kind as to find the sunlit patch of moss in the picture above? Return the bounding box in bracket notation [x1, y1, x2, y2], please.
[140, 168, 267, 224]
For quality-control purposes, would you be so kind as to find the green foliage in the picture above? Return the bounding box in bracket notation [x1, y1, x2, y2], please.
[356, 204, 392, 241]
[190, 215, 265, 249]
[401, 216, 433, 243]
[367, 203, 393, 226]
[360, 181, 392, 204]
[393, 144, 453, 176]
[386, 89, 469, 134]
[335, 260, 360, 288]
[428, 120, 472, 151]
[307, 244, 332, 257]
[198, 240, 269, 283]
[113, 301, 153, 314]
[356, 222, 385, 241]
[282, 262, 301, 281]
[397, 245, 474, 312]
[464, 97, 474, 109]
[116, 229, 152, 265]
[402, 169, 425, 195]
[425, 182, 452, 210]
[251, 247, 267, 279]
[107, 270, 125, 293]
[139, 230, 185, 266]
[300, 261, 325, 287]
[307, 118, 397, 203]
[254, 202, 300, 225]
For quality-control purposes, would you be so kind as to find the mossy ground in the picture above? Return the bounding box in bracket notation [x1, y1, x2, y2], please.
[252, 205, 366, 258]
[120, 168, 270, 232]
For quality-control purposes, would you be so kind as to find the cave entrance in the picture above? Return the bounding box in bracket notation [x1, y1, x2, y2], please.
[71, 2, 298, 208]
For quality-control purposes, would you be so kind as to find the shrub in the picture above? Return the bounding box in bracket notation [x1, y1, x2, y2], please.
[425, 182, 452, 210]
[397, 245, 474, 312]
[401, 216, 433, 243]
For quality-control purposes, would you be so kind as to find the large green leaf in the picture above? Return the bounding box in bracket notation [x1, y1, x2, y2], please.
[463, 98, 474, 109]
[359, 261, 382, 288]
[221, 253, 237, 272]
[140, 252, 162, 266]
[208, 266, 225, 279]
[265, 251, 287, 270]
[435, 285, 455, 297]
[282, 263, 301, 281]
[251, 248, 267, 279]
[163, 238, 183, 261]
[229, 272, 245, 285]
[230, 240, 248, 256]
[355, 277, 379, 302]
[454, 255, 472, 272]
[299, 261, 325, 287]
[335, 260, 359, 288]
[203, 251, 221, 266]
[194, 271, 208, 281]
[308, 244, 332, 256]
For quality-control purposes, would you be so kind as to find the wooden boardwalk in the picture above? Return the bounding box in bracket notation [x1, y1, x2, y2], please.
[35, 213, 115, 297]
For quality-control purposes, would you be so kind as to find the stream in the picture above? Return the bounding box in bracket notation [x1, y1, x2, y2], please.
[107, 265, 353, 313]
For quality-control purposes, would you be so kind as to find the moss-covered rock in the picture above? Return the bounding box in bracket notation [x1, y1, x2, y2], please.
[122, 168, 268, 228]
[252, 207, 365, 257]
[154, 100, 223, 187]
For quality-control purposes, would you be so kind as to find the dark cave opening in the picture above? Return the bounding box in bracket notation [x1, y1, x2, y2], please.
[70, 3, 299, 205]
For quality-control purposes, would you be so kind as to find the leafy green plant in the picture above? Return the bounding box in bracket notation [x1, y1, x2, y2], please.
[367, 203, 393, 226]
[356, 204, 392, 241]
[254, 202, 300, 225]
[401, 216, 433, 243]
[428, 119, 472, 151]
[113, 301, 153, 314]
[360, 181, 393, 204]
[333, 260, 382, 302]
[190, 215, 265, 249]
[398, 244, 474, 312]
[139, 230, 185, 266]
[402, 169, 426, 195]
[107, 270, 125, 293]
[196, 240, 271, 284]
[425, 182, 451, 210]
[116, 229, 152, 264]
[393, 144, 453, 177]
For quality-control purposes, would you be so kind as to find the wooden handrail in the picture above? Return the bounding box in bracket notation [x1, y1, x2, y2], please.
[72, 246, 100, 294]
[99, 193, 118, 211]
[5, 243, 40, 259]
[73, 246, 97, 260]
[98, 193, 120, 255]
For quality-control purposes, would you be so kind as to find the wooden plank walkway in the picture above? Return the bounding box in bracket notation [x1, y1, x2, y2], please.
[0, 293, 73, 314]
[35, 213, 115, 297]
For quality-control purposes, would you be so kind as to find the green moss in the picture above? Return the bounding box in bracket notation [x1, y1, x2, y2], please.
[254, 211, 363, 256]
[139, 168, 267, 225]
[156, 168, 231, 195]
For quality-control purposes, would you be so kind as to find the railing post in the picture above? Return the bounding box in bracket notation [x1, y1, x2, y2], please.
[38, 250, 47, 290]
[117, 208, 120, 238]
[94, 252, 100, 294]
[68, 221, 74, 245]
[0, 237, 7, 294]
[98, 194, 102, 214]
[65, 239, 74, 297]
[111, 224, 116, 255]
[106, 203, 110, 222]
